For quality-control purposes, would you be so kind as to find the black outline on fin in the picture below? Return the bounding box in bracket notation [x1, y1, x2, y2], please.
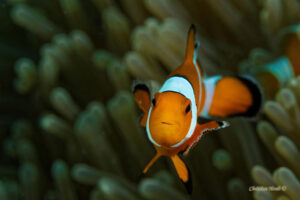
[181, 165, 193, 194]
[132, 83, 150, 95]
[189, 24, 196, 32]
[230, 76, 262, 117]
[136, 173, 145, 183]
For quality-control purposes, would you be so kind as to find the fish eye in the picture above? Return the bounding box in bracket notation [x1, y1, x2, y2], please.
[185, 104, 191, 113]
[152, 99, 156, 106]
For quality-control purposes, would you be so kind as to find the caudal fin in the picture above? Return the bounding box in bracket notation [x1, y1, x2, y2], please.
[206, 76, 262, 118]
[235, 76, 262, 117]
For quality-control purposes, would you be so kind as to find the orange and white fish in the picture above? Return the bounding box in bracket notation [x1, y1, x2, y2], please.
[283, 29, 300, 75]
[243, 24, 300, 98]
[243, 28, 300, 98]
[133, 25, 262, 192]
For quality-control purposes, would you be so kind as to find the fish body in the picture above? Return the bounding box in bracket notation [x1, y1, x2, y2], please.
[133, 25, 261, 192]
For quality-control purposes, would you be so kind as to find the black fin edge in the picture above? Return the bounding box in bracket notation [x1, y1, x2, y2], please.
[181, 165, 193, 194]
[231, 75, 263, 117]
[189, 24, 196, 32]
[136, 173, 145, 183]
[217, 121, 224, 126]
[132, 82, 150, 95]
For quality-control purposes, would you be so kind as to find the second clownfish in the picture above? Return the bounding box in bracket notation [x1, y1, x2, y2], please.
[133, 25, 262, 193]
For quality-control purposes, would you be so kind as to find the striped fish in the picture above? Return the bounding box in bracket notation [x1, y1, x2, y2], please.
[133, 25, 262, 193]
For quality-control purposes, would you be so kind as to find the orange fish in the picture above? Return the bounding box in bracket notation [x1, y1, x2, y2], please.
[245, 25, 300, 98]
[133, 25, 262, 192]
[282, 25, 300, 76]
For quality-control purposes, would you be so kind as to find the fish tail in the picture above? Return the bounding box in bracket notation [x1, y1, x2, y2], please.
[235, 75, 263, 117]
[204, 76, 262, 118]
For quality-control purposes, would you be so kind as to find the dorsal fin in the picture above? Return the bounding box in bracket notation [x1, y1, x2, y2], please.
[184, 24, 199, 64]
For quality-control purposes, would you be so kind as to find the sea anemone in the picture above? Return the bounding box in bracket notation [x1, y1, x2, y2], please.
[1, 0, 300, 199]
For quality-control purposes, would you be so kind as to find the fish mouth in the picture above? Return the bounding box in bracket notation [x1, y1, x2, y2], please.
[161, 121, 173, 125]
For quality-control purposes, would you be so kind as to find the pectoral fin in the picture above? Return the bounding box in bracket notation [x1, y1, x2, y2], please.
[133, 83, 151, 126]
[171, 155, 192, 193]
[183, 120, 229, 156]
[142, 153, 161, 174]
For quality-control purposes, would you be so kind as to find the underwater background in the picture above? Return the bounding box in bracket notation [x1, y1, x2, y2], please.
[1, 0, 300, 199]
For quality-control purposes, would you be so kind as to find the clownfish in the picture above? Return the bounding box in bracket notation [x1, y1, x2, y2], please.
[133, 25, 262, 192]
[244, 27, 300, 99]
[284, 30, 300, 75]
